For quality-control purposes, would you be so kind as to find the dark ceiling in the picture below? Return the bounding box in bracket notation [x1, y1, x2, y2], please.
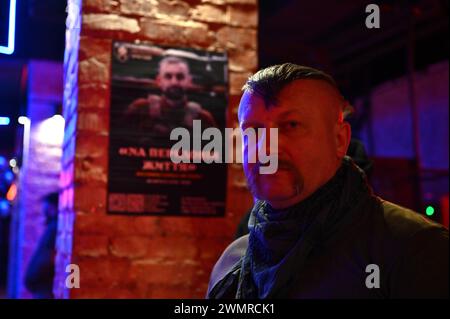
[259, 0, 449, 99]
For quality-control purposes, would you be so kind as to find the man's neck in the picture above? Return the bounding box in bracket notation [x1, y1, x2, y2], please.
[161, 96, 187, 109]
[267, 195, 306, 211]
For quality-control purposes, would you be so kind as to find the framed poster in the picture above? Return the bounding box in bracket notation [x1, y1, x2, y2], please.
[107, 41, 228, 217]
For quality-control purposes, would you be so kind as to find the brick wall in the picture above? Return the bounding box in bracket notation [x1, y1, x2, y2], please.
[54, 0, 257, 298]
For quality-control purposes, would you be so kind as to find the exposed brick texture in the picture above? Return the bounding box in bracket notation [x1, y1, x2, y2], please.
[54, 0, 257, 298]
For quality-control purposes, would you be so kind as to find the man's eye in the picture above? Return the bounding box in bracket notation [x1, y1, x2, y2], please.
[282, 121, 300, 130]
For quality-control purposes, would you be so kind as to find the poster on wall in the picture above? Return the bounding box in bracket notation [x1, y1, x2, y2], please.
[107, 41, 228, 217]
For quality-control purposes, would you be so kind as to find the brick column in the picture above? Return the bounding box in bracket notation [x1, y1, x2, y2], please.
[53, 0, 81, 299]
[54, 0, 258, 298]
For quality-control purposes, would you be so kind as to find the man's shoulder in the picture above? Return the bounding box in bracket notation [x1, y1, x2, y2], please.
[379, 199, 446, 239]
[147, 94, 162, 104]
[378, 200, 449, 298]
[126, 94, 161, 114]
[207, 235, 248, 296]
[185, 101, 217, 127]
[186, 101, 202, 111]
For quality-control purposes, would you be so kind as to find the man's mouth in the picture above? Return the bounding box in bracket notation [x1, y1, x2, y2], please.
[165, 86, 185, 101]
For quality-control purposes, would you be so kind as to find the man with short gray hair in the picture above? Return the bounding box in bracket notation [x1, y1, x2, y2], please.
[207, 63, 448, 299]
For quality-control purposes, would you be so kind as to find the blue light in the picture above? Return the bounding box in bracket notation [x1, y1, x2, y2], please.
[0, 199, 9, 212]
[0, 199, 9, 217]
[0, 117, 11, 125]
[0, 0, 17, 55]
[4, 171, 14, 182]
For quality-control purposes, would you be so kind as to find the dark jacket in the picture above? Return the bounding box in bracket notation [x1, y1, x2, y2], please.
[207, 158, 448, 299]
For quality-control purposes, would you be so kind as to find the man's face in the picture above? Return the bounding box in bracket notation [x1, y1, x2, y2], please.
[157, 62, 192, 102]
[239, 79, 350, 209]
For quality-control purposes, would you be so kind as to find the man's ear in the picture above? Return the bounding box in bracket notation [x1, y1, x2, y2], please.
[336, 121, 351, 159]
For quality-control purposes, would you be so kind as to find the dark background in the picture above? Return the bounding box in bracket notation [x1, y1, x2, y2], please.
[0, 0, 11, 47]
[259, 0, 449, 98]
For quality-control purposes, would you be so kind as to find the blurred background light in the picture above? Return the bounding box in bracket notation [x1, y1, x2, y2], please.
[6, 183, 17, 202]
[36, 115, 65, 146]
[17, 116, 29, 125]
[0, 199, 10, 216]
[0, 117, 11, 125]
[4, 171, 14, 183]
[9, 158, 17, 168]
[425, 205, 435, 216]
